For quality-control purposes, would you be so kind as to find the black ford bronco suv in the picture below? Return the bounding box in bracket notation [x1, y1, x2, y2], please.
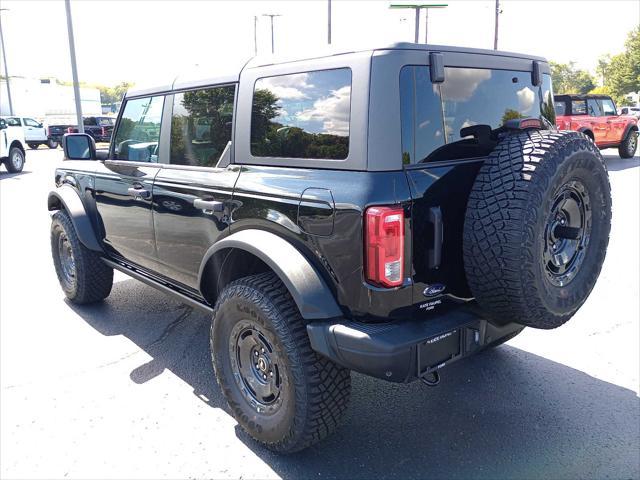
[49, 44, 611, 453]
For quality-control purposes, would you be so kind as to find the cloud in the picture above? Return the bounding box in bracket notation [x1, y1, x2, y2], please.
[517, 86, 535, 114]
[440, 68, 491, 102]
[295, 85, 351, 136]
[260, 73, 314, 100]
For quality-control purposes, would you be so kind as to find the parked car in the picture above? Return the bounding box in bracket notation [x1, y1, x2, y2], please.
[554, 94, 638, 158]
[49, 43, 611, 453]
[0, 117, 27, 173]
[619, 105, 640, 119]
[0, 116, 58, 149]
[67, 116, 115, 143]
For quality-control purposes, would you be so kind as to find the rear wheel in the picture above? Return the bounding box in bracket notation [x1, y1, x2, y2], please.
[47, 139, 59, 149]
[5, 147, 25, 173]
[211, 272, 351, 453]
[618, 129, 638, 158]
[464, 131, 611, 329]
[50, 211, 113, 304]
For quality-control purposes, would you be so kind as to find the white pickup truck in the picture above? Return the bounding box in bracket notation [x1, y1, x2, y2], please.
[0, 117, 27, 173]
[2, 116, 59, 149]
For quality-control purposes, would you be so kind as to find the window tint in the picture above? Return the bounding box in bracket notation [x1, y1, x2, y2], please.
[440, 67, 542, 142]
[600, 98, 616, 115]
[540, 74, 555, 125]
[554, 101, 567, 116]
[572, 100, 587, 115]
[113, 96, 164, 162]
[400, 66, 445, 164]
[587, 98, 603, 117]
[24, 118, 40, 127]
[170, 85, 235, 167]
[5, 117, 21, 126]
[250, 68, 351, 160]
[84, 117, 98, 126]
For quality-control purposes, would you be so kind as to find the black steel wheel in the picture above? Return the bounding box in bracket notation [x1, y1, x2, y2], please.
[211, 272, 351, 453]
[542, 180, 592, 287]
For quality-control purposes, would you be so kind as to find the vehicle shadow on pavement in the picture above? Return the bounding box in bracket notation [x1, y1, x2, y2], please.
[69, 279, 640, 480]
[604, 155, 640, 171]
[0, 170, 31, 179]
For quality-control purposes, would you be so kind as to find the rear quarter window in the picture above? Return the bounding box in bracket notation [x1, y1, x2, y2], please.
[250, 68, 351, 160]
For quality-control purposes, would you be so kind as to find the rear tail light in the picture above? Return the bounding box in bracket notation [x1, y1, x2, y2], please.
[101, 126, 106, 137]
[365, 206, 405, 288]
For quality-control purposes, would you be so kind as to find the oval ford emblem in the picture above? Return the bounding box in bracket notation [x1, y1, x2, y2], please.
[423, 283, 446, 297]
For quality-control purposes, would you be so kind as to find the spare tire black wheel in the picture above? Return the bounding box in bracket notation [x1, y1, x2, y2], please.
[463, 131, 611, 329]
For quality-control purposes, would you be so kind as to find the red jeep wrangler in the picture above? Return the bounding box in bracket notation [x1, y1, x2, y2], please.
[554, 94, 638, 158]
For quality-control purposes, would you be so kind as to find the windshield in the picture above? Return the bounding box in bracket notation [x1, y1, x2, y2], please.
[98, 117, 114, 126]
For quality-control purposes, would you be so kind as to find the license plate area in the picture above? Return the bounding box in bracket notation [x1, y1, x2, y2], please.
[417, 328, 461, 376]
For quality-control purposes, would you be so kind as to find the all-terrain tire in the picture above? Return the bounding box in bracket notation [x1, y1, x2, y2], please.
[463, 131, 611, 329]
[618, 129, 638, 158]
[50, 210, 113, 304]
[211, 272, 351, 453]
[5, 147, 25, 173]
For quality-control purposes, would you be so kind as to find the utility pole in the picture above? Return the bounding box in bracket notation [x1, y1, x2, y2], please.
[0, 8, 14, 115]
[65, 0, 83, 133]
[262, 13, 281, 54]
[389, 4, 447, 44]
[328, 0, 332, 44]
[253, 16, 258, 56]
[493, 0, 500, 50]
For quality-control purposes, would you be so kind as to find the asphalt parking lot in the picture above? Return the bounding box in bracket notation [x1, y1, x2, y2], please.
[1, 147, 639, 480]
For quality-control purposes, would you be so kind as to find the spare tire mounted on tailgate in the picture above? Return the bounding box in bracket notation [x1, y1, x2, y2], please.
[463, 130, 612, 329]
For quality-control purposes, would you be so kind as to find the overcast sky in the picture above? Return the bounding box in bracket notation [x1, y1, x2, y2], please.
[1, 0, 638, 87]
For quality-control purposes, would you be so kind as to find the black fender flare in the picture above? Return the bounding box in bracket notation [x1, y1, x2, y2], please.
[199, 229, 342, 320]
[48, 185, 103, 252]
[577, 127, 594, 140]
[621, 122, 638, 141]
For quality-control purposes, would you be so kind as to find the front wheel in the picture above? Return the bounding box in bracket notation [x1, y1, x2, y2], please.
[211, 272, 351, 453]
[5, 147, 25, 173]
[50, 211, 113, 304]
[618, 129, 638, 158]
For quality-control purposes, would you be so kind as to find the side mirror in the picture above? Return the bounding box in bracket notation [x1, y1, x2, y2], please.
[0, 119, 6, 130]
[63, 133, 97, 160]
[621, 108, 628, 115]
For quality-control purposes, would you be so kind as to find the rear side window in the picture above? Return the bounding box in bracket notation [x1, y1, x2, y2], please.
[250, 68, 351, 160]
[572, 100, 587, 115]
[170, 85, 235, 168]
[5, 117, 21, 126]
[113, 96, 164, 162]
[440, 67, 542, 142]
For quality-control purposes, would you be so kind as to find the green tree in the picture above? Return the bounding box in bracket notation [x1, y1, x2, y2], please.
[608, 27, 640, 103]
[596, 54, 611, 86]
[550, 61, 596, 94]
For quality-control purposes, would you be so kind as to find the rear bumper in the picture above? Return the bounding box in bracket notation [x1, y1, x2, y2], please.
[307, 308, 523, 383]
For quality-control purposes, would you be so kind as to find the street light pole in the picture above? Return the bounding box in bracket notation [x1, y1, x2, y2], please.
[0, 8, 14, 116]
[328, 0, 331, 44]
[64, 0, 83, 133]
[253, 15, 258, 56]
[493, 0, 500, 50]
[262, 14, 281, 54]
[389, 4, 447, 44]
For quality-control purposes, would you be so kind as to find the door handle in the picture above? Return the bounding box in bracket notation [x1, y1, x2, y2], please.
[127, 187, 151, 199]
[193, 198, 223, 212]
